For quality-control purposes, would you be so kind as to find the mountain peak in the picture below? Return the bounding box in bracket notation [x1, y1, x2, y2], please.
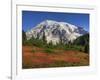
[26, 20, 87, 45]
[45, 19, 56, 22]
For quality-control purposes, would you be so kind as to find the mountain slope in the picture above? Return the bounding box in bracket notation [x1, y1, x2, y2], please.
[74, 33, 89, 45]
[26, 20, 88, 45]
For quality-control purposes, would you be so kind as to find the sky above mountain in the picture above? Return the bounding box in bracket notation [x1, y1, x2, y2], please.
[22, 11, 89, 32]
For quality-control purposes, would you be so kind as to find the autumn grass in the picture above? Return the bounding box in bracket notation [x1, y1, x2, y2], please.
[22, 46, 89, 69]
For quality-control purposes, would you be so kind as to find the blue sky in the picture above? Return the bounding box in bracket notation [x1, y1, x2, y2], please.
[22, 11, 89, 32]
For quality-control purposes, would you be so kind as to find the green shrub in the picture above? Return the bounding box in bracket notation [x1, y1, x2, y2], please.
[31, 48, 35, 53]
[44, 48, 54, 53]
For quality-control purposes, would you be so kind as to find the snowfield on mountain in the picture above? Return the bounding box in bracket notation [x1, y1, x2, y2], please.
[26, 20, 87, 45]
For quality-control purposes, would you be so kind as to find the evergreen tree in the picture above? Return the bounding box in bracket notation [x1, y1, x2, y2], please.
[42, 32, 47, 44]
[84, 44, 89, 53]
[36, 33, 39, 40]
[22, 30, 26, 45]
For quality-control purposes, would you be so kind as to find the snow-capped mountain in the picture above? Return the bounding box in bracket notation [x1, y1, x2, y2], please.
[26, 20, 88, 45]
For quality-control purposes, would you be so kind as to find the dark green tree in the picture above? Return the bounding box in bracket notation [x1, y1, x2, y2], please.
[84, 44, 89, 53]
[42, 32, 47, 43]
[22, 30, 26, 45]
[36, 33, 39, 40]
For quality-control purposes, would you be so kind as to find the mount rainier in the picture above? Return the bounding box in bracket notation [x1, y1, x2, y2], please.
[26, 20, 88, 45]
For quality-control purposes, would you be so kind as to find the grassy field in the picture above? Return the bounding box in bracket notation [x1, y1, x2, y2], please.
[22, 46, 89, 69]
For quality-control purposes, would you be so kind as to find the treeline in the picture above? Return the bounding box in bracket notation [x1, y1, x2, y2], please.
[22, 30, 89, 53]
